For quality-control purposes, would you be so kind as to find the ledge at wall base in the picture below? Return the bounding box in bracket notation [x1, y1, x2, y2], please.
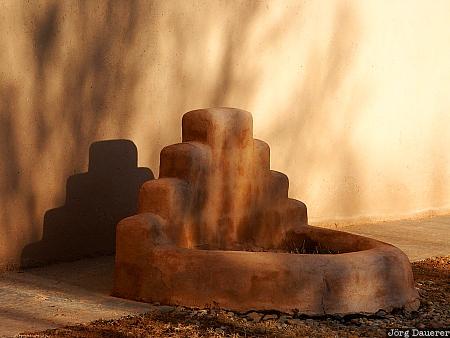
[310, 207, 450, 228]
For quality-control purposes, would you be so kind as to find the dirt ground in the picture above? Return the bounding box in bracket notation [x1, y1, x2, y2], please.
[26, 256, 449, 338]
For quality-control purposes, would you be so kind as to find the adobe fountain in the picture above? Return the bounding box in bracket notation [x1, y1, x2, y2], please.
[113, 107, 419, 315]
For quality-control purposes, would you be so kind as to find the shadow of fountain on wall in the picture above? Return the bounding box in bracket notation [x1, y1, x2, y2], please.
[21, 139, 153, 268]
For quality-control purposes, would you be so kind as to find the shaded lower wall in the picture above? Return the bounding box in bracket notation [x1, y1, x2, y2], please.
[1, 0, 449, 269]
[20, 140, 153, 267]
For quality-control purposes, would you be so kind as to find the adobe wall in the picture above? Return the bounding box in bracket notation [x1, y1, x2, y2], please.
[1, 0, 449, 269]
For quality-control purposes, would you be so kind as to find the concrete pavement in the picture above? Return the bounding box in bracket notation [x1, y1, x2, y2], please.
[343, 215, 450, 262]
[0, 256, 153, 337]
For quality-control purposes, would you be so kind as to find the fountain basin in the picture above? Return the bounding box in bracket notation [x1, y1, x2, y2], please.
[114, 217, 418, 315]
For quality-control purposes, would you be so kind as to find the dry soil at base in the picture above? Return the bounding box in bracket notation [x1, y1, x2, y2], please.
[27, 256, 449, 338]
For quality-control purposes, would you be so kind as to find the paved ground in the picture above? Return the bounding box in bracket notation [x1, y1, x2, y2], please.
[0, 215, 449, 337]
[0, 256, 153, 337]
[343, 215, 450, 262]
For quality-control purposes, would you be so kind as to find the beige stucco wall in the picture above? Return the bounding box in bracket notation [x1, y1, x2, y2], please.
[1, 0, 449, 268]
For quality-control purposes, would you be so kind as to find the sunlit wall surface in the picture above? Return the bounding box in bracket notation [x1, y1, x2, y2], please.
[1, 0, 449, 269]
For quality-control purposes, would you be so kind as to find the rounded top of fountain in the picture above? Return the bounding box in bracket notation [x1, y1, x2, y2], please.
[182, 107, 253, 146]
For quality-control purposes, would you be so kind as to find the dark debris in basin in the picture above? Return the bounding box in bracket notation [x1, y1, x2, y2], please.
[194, 239, 341, 254]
